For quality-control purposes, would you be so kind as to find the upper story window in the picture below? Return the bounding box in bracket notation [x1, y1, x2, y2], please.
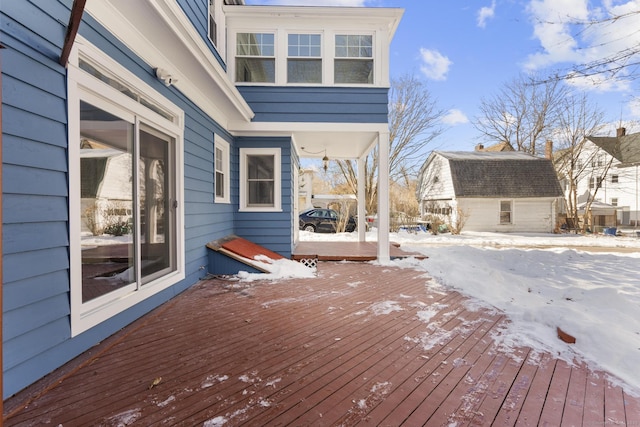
[334, 34, 373, 84]
[236, 33, 275, 83]
[287, 33, 322, 84]
[611, 174, 619, 183]
[208, 0, 218, 47]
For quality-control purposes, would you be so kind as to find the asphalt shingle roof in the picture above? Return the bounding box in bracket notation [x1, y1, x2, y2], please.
[437, 151, 564, 198]
[587, 133, 640, 165]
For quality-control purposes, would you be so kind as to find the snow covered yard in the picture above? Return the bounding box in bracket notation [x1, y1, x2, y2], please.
[300, 229, 640, 393]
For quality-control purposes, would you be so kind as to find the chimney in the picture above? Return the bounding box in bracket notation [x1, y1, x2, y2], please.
[616, 127, 626, 138]
[545, 140, 553, 160]
[475, 143, 484, 151]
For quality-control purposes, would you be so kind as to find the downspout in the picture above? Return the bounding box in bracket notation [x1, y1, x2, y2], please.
[1, 41, 5, 413]
[60, 0, 87, 67]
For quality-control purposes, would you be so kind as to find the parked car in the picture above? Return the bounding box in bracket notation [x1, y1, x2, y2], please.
[299, 208, 356, 233]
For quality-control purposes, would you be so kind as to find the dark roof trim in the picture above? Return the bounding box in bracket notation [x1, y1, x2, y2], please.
[60, 0, 87, 67]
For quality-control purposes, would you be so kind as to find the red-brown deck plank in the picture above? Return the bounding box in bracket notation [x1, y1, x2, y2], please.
[538, 359, 572, 426]
[5, 260, 640, 426]
[561, 363, 588, 426]
[583, 368, 606, 425]
[625, 390, 640, 425]
[605, 382, 627, 425]
[491, 349, 538, 426]
[515, 353, 557, 426]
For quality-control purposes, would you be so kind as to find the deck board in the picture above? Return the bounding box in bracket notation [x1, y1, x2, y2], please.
[4, 261, 639, 426]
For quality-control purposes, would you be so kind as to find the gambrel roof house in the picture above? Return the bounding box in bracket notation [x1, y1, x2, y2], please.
[1, 0, 403, 398]
[416, 151, 564, 233]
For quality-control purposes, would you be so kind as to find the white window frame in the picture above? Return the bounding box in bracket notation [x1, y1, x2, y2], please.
[333, 33, 374, 85]
[239, 147, 281, 212]
[230, 29, 378, 86]
[214, 136, 230, 204]
[208, 0, 227, 59]
[235, 32, 276, 83]
[499, 200, 513, 225]
[287, 32, 323, 84]
[68, 39, 185, 336]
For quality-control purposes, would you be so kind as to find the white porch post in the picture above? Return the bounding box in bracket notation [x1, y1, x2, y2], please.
[357, 155, 366, 242]
[377, 131, 390, 262]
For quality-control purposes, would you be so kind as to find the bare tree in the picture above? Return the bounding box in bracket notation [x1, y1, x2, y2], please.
[473, 74, 569, 155]
[537, 10, 640, 84]
[335, 74, 447, 214]
[552, 93, 607, 229]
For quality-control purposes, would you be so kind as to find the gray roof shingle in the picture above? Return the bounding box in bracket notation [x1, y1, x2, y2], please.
[437, 151, 564, 198]
[587, 133, 640, 166]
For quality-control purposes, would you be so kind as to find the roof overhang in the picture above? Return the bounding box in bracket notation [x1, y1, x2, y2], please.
[85, 0, 254, 128]
[224, 5, 403, 41]
[229, 121, 388, 160]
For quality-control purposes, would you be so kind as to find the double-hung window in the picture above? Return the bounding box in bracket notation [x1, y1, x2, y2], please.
[69, 41, 184, 335]
[214, 136, 230, 203]
[288, 33, 322, 84]
[334, 34, 373, 84]
[236, 33, 275, 83]
[500, 200, 512, 224]
[208, 0, 218, 47]
[239, 148, 281, 211]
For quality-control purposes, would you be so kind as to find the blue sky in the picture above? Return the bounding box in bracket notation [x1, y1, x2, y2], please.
[244, 0, 640, 151]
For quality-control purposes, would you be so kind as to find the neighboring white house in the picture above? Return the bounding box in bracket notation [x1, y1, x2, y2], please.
[557, 128, 640, 226]
[416, 151, 564, 233]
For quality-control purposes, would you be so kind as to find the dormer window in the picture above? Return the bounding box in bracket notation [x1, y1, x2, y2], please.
[287, 33, 322, 84]
[334, 34, 373, 84]
[236, 33, 275, 83]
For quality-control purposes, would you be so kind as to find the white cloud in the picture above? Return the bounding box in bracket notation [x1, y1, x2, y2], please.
[629, 97, 640, 118]
[524, 0, 640, 83]
[564, 71, 632, 92]
[477, 0, 497, 28]
[419, 48, 452, 81]
[442, 109, 469, 125]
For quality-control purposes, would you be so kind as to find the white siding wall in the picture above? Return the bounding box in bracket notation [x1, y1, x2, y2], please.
[458, 198, 557, 233]
[568, 140, 640, 225]
[418, 154, 455, 216]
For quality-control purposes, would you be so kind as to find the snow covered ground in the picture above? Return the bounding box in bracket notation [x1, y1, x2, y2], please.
[295, 229, 640, 393]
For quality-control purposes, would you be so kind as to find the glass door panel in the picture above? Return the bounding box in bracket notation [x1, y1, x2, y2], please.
[140, 126, 175, 284]
[80, 101, 135, 302]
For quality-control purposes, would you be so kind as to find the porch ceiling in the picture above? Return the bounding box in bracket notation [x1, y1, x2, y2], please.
[229, 122, 388, 160]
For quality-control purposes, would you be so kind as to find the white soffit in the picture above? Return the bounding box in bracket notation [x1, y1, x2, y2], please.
[230, 121, 387, 159]
[86, 0, 254, 128]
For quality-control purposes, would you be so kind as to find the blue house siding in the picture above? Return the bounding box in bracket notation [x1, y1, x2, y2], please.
[2, 0, 74, 398]
[176, 0, 226, 70]
[1, 2, 240, 398]
[237, 86, 389, 123]
[234, 137, 295, 257]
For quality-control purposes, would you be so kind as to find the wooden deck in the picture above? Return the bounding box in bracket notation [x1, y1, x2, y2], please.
[4, 262, 640, 426]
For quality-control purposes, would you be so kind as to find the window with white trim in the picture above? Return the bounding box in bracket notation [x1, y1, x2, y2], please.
[214, 136, 230, 203]
[499, 200, 512, 224]
[236, 33, 275, 83]
[334, 34, 373, 84]
[68, 40, 184, 335]
[287, 33, 322, 84]
[239, 147, 281, 211]
[208, 0, 218, 47]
